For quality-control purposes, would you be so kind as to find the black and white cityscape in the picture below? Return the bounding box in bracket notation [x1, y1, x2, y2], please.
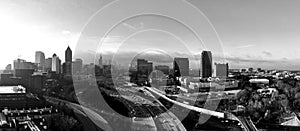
[1, 0, 300, 131]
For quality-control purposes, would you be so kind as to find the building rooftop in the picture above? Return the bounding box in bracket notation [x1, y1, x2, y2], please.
[249, 78, 269, 84]
[0, 85, 26, 94]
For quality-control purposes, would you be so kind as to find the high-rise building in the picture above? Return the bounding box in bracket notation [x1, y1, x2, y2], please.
[201, 51, 212, 78]
[51, 54, 61, 74]
[103, 64, 112, 77]
[173, 58, 189, 77]
[99, 54, 103, 69]
[136, 59, 153, 85]
[215, 63, 229, 78]
[13, 59, 36, 70]
[14, 59, 25, 69]
[82, 63, 95, 75]
[64, 46, 72, 76]
[35, 51, 45, 71]
[65, 46, 72, 62]
[137, 59, 153, 76]
[147, 63, 153, 72]
[15, 69, 35, 87]
[31, 73, 46, 94]
[45, 58, 52, 72]
[62, 63, 66, 74]
[73, 58, 83, 74]
[155, 65, 170, 75]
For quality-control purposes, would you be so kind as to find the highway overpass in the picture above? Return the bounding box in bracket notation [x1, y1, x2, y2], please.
[144, 86, 258, 131]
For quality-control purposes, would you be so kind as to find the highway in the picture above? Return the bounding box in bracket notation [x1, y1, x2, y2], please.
[120, 90, 186, 131]
[144, 87, 225, 118]
[144, 86, 258, 131]
[236, 116, 258, 131]
[20, 121, 40, 131]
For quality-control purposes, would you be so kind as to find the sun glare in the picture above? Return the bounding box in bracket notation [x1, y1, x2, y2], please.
[0, 13, 50, 68]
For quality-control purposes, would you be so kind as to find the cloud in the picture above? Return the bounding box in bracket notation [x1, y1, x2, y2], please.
[235, 44, 255, 49]
[61, 30, 71, 35]
[262, 51, 272, 57]
[73, 50, 300, 70]
[217, 55, 300, 70]
[225, 57, 274, 63]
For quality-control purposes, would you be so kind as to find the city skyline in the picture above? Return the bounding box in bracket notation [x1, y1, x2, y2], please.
[1, 0, 300, 70]
[3, 48, 300, 72]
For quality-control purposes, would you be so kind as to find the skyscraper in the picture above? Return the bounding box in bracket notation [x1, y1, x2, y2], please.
[202, 51, 212, 78]
[45, 58, 52, 72]
[52, 54, 61, 74]
[13, 58, 36, 70]
[35, 51, 45, 71]
[173, 58, 189, 77]
[65, 46, 72, 62]
[137, 59, 153, 76]
[73, 58, 83, 74]
[136, 59, 153, 85]
[99, 54, 103, 69]
[64, 46, 72, 76]
[215, 63, 229, 78]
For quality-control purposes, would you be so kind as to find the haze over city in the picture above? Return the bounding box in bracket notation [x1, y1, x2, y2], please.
[1, 0, 300, 70]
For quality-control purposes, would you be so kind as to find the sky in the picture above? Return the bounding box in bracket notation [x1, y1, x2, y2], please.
[1, 0, 300, 70]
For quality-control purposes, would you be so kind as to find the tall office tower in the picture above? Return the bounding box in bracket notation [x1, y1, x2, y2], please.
[98, 54, 103, 69]
[65, 46, 72, 76]
[201, 51, 212, 78]
[173, 57, 189, 77]
[136, 59, 153, 84]
[13, 58, 36, 70]
[52, 54, 61, 74]
[45, 58, 52, 72]
[215, 63, 229, 78]
[35, 51, 45, 71]
[73, 58, 83, 74]
[62, 63, 66, 75]
[65, 46, 72, 62]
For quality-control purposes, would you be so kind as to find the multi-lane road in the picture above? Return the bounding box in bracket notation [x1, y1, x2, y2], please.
[144, 86, 258, 131]
[43, 83, 258, 131]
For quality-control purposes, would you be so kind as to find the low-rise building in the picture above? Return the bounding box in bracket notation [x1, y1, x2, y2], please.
[0, 85, 26, 109]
